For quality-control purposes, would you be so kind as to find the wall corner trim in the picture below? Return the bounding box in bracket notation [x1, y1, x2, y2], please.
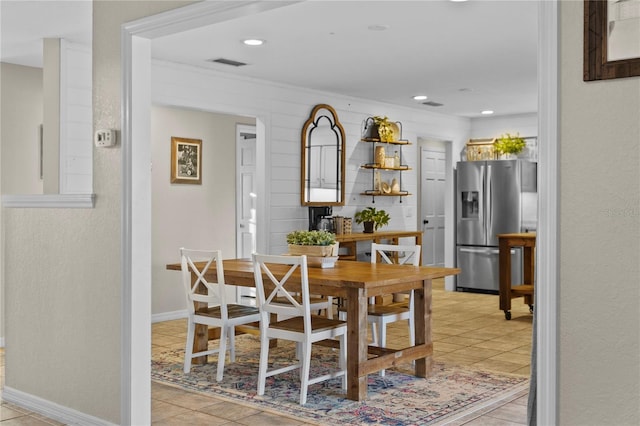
[1, 194, 96, 208]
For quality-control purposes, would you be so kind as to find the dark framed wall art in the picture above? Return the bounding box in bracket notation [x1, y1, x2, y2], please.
[584, 0, 640, 81]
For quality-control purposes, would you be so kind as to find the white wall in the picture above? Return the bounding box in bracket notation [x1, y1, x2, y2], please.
[59, 41, 93, 194]
[559, 2, 640, 424]
[470, 112, 538, 139]
[151, 105, 254, 317]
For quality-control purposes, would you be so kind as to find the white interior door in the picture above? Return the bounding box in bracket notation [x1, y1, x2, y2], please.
[236, 125, 257, 305]
[421, 148, 446, 267]
[236, 125, 257, 259]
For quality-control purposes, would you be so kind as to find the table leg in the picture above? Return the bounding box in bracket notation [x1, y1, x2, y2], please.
[499, 238, 512, 314]
[414, 279, 433, 377]
[523, 246, 534, 306]
[345, 287, 368, 401]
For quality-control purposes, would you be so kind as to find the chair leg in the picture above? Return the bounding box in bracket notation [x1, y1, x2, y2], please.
[184, 318, 195, 374]
[371, 322, 379, 346]
[339, 333, 347, 391]
[379, 321, 388, 377]
[257, 332, 270, 396]
[216, 326, 227, 382]
[299, 340, 312, 405]
[229, 326, 236, 362]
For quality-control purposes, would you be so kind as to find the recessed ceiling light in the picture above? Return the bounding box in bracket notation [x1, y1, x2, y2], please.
[413, 95, 428, 101]
[481, 110, 494, 115]
[368, 24, 389, 31]
[243, 39, 264, 46]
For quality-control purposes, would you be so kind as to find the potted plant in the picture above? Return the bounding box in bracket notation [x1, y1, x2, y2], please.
[286, 230, 339, 257]
[373, 116, 395, 142]
[494, 133, 526, 158]
[354, 207, 390, 233]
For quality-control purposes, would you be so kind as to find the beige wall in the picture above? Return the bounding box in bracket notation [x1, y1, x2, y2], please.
[151, 106, 255, 316]
[0, 63, 44, 195]
[3, 1, 190, 423]
[559, 2, 640, 425]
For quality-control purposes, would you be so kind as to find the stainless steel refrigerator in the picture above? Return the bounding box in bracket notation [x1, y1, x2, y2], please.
[455, 160, 537, 292]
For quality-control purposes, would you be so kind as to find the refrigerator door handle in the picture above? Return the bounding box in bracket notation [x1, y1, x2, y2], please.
[486, 164, 492, 238]
[459, 247, 518, 255]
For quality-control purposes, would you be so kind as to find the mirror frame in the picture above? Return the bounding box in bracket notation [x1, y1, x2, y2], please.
[300, 104, 346, 206]
[584, 0, 640, 81]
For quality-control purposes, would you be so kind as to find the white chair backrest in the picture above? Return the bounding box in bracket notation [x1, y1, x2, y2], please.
[180, 248, 226, 316]
[252, 253, 311, 324]
[370, 243, 421, 266]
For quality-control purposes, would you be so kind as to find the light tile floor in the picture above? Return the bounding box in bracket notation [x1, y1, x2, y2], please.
[1, 279, 533, 425]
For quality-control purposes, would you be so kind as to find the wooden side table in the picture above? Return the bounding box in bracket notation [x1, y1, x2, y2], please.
[335, 230, 423, 264]
[498, 232, 536, 320]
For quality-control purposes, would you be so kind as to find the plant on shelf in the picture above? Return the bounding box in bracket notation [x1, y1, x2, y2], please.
[373, 116, 394, 142]
[354, 207, 390, 233]
[494, 133, 526, 156]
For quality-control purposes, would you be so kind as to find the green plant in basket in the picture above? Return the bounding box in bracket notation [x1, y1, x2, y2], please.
[286, 230, 336, 246]
[494, 133, 526, 155]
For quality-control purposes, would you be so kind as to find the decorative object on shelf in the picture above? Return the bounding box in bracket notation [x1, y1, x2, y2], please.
[465, 138, 497, 161]
[354, 207, 390, 233]
[286, 229, 339, 267]
[393, 151, 400, 168]
[362, 116, 402, 142]
[391, 178, 400, 194]
[384, 156, 396, 168]
[373, 116, 394, 142]
[375, 146, 386, 166]
[381, 181, 391, 194]
[374, 171, 382, 191]
[495, 133, 526, 158]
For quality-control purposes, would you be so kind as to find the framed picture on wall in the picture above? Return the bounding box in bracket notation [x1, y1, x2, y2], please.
[171, 137, 202, 184]
[584, 0, 640, 81]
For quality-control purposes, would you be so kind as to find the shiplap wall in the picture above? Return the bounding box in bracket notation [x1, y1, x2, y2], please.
[152, 59, 472, 265]
[59, 41, 92, 194]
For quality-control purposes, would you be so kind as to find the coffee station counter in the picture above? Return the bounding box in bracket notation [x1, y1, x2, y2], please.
[335, 230, 423, 263]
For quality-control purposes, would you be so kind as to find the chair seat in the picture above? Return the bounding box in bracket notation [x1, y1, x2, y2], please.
[195, 303, 260, 319]
[270, 315, 346, 333]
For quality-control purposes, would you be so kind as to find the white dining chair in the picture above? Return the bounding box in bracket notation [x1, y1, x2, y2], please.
[180, 248, 261, 381]
[339, 243, 421, 376]
[252, 253, 347, 405]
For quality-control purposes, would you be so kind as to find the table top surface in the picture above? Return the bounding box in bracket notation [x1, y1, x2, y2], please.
[497, 232, 536, 239]
[167, 258, 459, 292]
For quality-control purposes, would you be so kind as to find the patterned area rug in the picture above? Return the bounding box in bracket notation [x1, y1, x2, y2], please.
[152, 335, 528, 425]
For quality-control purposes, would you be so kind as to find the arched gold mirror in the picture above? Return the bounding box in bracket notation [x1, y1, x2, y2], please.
[301, 104, 346, 206]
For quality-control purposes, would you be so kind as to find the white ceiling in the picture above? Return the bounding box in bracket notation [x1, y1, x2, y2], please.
[0, 0, 538, 118]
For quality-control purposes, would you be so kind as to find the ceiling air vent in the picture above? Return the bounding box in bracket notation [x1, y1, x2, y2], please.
[422, 101, 443, 107]
[208, 58, 247, 67]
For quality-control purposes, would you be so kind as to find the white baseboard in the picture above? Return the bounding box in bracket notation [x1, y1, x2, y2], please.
[152, 309, 187, 323]
[2, 386, 116, 426]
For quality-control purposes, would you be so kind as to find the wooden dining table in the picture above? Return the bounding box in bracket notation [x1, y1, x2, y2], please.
[166, 258, 460, 401]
